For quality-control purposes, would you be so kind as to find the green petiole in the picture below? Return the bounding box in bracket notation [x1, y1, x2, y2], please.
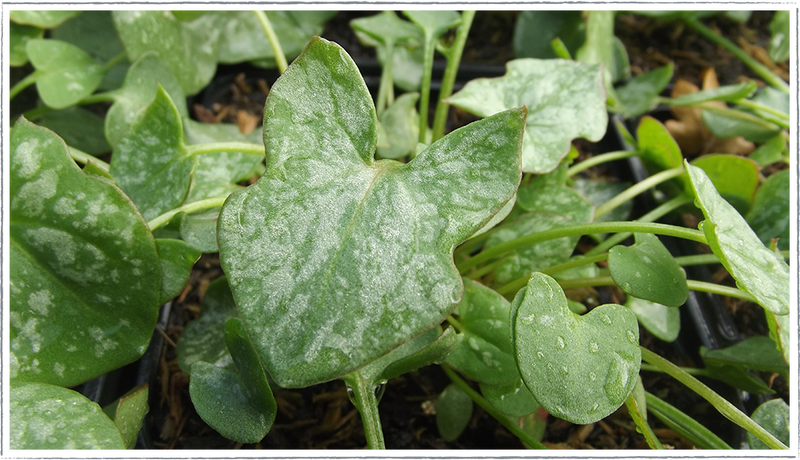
[254, 11, 288, 74]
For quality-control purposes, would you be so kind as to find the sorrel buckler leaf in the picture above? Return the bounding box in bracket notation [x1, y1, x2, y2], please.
[686, 162, 790, 316]
[10, 118, 161, 387]
[218, 37, 526, 388]
[513, 273, 641, 424]
[447, 58, 607, 173]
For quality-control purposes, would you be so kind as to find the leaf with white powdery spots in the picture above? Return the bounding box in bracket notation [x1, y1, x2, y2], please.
[10, 119, 161, 387]
[217, 37, 525, 388]
[448, 58, 607, 173]
[687, 162, 789, 316]
[26, 39, 107, 109]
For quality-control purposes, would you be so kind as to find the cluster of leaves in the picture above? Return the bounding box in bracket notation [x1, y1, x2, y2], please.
[9, 9, 790, 450]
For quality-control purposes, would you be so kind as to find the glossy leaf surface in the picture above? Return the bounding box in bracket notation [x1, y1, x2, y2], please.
[112, 11, 219, 95]
[103, 384, 149, 449]
[448, 58, 606, 173]
[26, 39, 107, 109]
[218, 38, 525, 388]
[189, 318, 276, 444]
[691, 154, 758, 215]
[436, 384, 473, 442]
[625, 296, 680, 343]
[10, 119, 161, 387]
[687, 163, 789, 316]
[747, 169, 790, 251]
[609, 233, 689, 307]
[109, 86, 194, 221]
[513, 273, 641, 424]
[176, 277, 239, 373]
[11, 382, 124, 449]
[10, 10, 79, 28]
[155, 238, 201, 305]
[446, 279, 518, 385]
[748, 399, 790, 449]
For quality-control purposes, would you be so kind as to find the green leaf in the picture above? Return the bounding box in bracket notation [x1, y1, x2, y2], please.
[155, 239, 201, 305]
[625, 296, 680, 343]
[766, 309, 790, 366]
[36, 107, 110, 155]
[699, 346, 776, 395]
[636, 116, 691, 196]
[571, 178, 633, 228]
[26, 39, 107, 109]
[217, 37, 525, 388]
[645, 391, 732, 449]
[625, 377, 664, 449]
[576, 11, 622, 82]
[179, 209, 221, 253]
[11, 381, 125, 449]
[184, 150, 263, 204]
[112, 11, 219, 95]
[403, 10, 461, 38]
[513, 273, 641, 424]
[609, 233, 689, 307]
[216, 11, 335, 65]
[517, 179, 595, 218]
[189, 318, 277, 444]
[10, 10, 79, 28]
[446, 279, 518, 385]
[669, 81, 758, 106]
[10, 119, 161, 387]
[379, 327, 460, 382]
[686, 162, 790, 316]
[701, 110, 781, 143]
[183, 118, 262, 145]
[436, 383, 473, 442]
[702, 336, 788, 377]
[748, 399, 790, 449]
[747, 169, 790, 251]
[103, 384, 149, 449]
[691, 154, 759, 215]
[748, 135, 788, 167]
[746, 87, 789, 126]
[9, 22, 44, 67]
[176, 277, 240, 374]
[109, 86, 194, 221]
[351, 11, 421, 48]
[615, 64, 674, 118]
[105, 52, 188, 148]
[377, 92, 420, 159]
[513, 11, 585, 59]
[768, 11, 790, 63]
[172, 11, 208, 21]
[480, 375, 539, 418]
[50, 11, 128, 91]
[448, 58, 607, 173]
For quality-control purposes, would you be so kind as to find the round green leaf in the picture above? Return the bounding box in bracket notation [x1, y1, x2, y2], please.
[112, 11, 219, 95]
[10, 118, 161, 387]
[218, 37, 525, 388]
[10, 10, 79, 28]
[448, 58, 607, 173]
[446, 279, 518, 385]
[625, 296, 680, 343]
[436, 384, 473, 442]
[480, 376, 539, 418]
[609, 233, 689, 307]
[189, 318, 276, 444]
[636, 116, 690, 197]
[513, 273, 641, 424]
[748, 399, 790, 449]
[26, 39, 107, 109]
[691, 154, 759, 215]
[9, 22, 44, 67]
[11, 381, 125, 449]
[687, 163, 789, 316]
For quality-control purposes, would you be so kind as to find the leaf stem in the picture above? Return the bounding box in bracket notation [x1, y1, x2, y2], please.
[458, 221, 707, 273]
[625, 392, 664, 449]
[147, 195, 229, 231]
[567, 150, 638, 177]
[441, 364, 548, 449]
[595, 166, 686, 219]
[496, 253, 609, 296]
[645, 391, 732, 450]
[695, 103, 787, 130]
[104, 50, 128, 70]
[687, 280, 756, 302]
[342, 371, 385, 449]
[375, 48, 395, 115]
[417, 30, 437, 144]
[431, 11, 476, 142]
[681, 15, 789, 94]
[733, 98, 790, 121]
[185, 142, 265, 157]
[640, 347, 787, 450]
[254, 11, 288, 74]
[68, 146, 110, 172]
[10, 70, 40, 100]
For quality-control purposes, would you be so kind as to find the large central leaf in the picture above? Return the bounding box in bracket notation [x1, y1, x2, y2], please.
[218, 37, 525, 388]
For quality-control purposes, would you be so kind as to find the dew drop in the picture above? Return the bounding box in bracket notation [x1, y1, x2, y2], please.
[589, 340, 599, 353]
[603, 353, 632, 405]
[601, 314, 612, 326]
[627, 330, 637, 343]
[346, 385, 356, 405]
[556, 336, 566, 349]
[561, 365, 569, 375]
[591, 402, 600, 412]
[621, 282, 632, 291]
[589, 371, 597, 381]
[520, 314, 535, 326]
[374, 380, 387, 402]
[537, 351, 545, 359]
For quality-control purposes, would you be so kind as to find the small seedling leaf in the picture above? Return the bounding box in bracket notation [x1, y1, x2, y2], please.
[748, 399, 790, 450]
[155, 239, 202, 304]
[768, 11, 790, 63]
[480, 375, 539, 418]
[9, 22, 44, 67]
[747, 169, 790, 251]
[669, 81, 758, 105]
[403, 11, 462, 38]
[615, 64, 674, 118]
[625, 296, 680, 343]
[377, 92, 420, 159]
[691, 154, 759, 215]
[636, 116, 691, 197]
[436, 384, 473, 442]
[103, 384, 149, 449]
[513, 273, 641, 425]
[26, 39, 107, 109]
[179, 208, 221, 253]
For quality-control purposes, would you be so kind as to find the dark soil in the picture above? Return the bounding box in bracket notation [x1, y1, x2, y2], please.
[137, 10, 788, 450]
